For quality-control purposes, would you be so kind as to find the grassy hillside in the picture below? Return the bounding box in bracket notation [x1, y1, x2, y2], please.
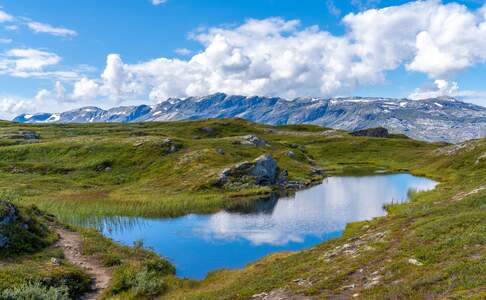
[0, 119, 484, 299]
[0, 118, 436, 221]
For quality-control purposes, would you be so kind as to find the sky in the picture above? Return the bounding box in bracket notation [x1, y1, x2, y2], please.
[0, 0, 486, 119]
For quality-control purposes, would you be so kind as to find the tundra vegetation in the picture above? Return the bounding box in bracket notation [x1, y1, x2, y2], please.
[0, 118, 484, 299]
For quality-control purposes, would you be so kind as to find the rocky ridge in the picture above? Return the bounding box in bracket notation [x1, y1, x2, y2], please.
[13, 94, 486, 143]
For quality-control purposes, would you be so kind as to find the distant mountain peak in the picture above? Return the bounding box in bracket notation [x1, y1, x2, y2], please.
[12, 95, 486, 143]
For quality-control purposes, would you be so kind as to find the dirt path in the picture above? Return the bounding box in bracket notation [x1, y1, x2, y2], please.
[53, 226, 112, 300]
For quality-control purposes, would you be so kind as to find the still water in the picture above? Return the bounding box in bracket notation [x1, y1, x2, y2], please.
[74, 174, 437, 279]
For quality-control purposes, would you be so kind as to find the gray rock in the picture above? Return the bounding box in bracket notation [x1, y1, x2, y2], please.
[217, 154, 278, 186]
[216, 148, 225, 155]
[240, 135, 268, 146]
[251, 154, 278, 185]
[278, 169, 289, 185]
[161, 138, 180, 154]
[287, 151, 296, 158]
[19, 131, 40, 140]
[50, 257, 60, 266]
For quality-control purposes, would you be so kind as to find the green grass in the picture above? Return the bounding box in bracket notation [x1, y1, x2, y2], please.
[0, 118, 484, 299]
[0, 118, 438, 221]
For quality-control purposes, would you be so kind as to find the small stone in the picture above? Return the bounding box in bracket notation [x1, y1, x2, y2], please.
[252, 292, 268, 299]
[216, 148, 225, 155]
[240, 135, 268, 146]
[50, 257, 60, 266]
[286, 151, 296, 158]
[408, 258, 423, 266]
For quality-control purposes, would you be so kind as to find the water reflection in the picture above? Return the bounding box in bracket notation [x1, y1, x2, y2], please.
[69, 174, 437, 279]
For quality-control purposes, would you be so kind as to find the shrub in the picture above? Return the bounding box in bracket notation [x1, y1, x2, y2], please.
[0, 283, 69, 300]
[109, 266, 137, 294]
[133, 269, 168, 297]
[142, 258, 176, 276]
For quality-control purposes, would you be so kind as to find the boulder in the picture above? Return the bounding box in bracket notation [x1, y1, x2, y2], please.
[239, 135, 268, 146]
[217, 154, 278, 186]
[161, 138, 181, 154]
[350, 127, 389, 138]
[251, 154, 278, 185]
[286, 151, 296, 158]
[19, 131, 40, 140]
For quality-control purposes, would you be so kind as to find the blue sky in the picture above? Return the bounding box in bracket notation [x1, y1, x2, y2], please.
[0, 0, 485, 118]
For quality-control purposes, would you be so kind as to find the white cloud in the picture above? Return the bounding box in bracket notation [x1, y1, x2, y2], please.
[57, 1, 486, 104]
[0, 38, 12, 44]
[5, 48, 61, 71]
[0, 10, 13, 22]
[409, 79, 459, 100]
[0, 97, 32, 119]
[409, 79, 486, 107]
[27, 21, 77, 37]
[151, 0, 167, 5]
[73, 77, 99, 100]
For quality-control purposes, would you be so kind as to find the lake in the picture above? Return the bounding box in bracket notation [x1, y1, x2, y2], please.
[72, 174, 437, 279]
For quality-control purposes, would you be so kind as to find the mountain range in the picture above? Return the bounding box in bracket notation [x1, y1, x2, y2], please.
[13, 93, 486, 143]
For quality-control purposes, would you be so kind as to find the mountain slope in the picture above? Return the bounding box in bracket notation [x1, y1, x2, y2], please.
[13, 94, 486, 143]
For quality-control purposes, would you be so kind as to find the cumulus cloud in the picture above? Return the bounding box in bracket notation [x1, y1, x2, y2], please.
[52, 1, 484, 104]
[409, 79, 486, 106]
[27, 21, 77, 37]
[0, 97, 33, 119]
[409, 79, 459, 100]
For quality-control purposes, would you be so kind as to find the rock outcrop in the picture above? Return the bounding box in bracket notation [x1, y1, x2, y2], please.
[218, 154, 279, 186]
[237, 135, 268, 146]
[14, 94, 486, 143]
[350, 127, 389, 138]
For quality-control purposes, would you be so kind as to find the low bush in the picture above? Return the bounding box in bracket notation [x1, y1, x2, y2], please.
[0, 283, 69, 300]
